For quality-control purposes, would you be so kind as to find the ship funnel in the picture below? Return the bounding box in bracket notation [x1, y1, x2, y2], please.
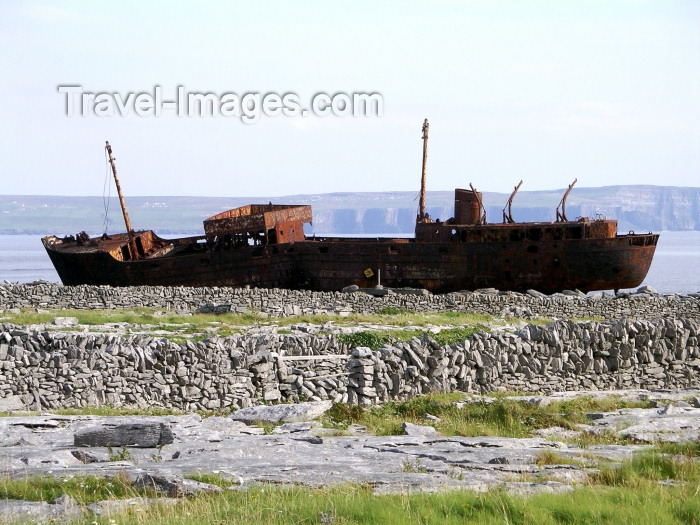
[454, 188, 482, 225]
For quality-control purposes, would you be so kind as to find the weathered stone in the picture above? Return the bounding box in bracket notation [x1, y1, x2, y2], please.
[0, 394, 25, 411]
[134, 472, 222, 497]
[352, 347, 373, 358]
[0, 494, 83, 523]
[74, 419, 174, 448]
[272, 421, 317, 434]
[402, 422, 439, 437]
[71, 449, 110, 463]
[52, 317, 79, 327]
[229, 400, 333, 424]
[0, 283, 699, 412]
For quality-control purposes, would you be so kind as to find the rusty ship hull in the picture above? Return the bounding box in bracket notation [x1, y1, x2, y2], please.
[41, 130, 659, 294]
[42, 217, 658, 294]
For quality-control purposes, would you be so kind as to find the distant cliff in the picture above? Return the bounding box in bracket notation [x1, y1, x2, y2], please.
[306, 185, 700, 234]
[1, 185, 698, 235]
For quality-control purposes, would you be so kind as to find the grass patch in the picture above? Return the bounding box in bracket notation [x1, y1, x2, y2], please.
[4, 480, 698, 524]
[337, 325, 487, 350]
[108, 445, 135, 463]
[323, 394, 652, 441]
[44, 406, 184, 417]
[186, 473, 231, 488]
[431, 325, 488, 346]
[163, 334, 208, 345]
[77, 309, 490, 331]
[3, 308, 501, 343]
[337, 330, 397, 350]
[0, 471, 147, 505]
[654, 441, 700, 458]
[591, 451, 700, 487]
[401, 458, 428, 473]
[377, 306, 409, 316]
[535, 450, 581, 466]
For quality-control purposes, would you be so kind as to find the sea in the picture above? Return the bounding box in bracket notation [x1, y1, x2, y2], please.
[0, 231, 698, 294]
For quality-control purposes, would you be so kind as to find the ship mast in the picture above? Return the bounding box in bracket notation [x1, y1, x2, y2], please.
[418, 118, 429, 222]
[105, 141, 138, 260]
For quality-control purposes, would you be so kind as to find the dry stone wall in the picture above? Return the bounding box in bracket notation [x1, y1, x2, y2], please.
[1, 282, 699, 320]
[1, 316, 698, 411]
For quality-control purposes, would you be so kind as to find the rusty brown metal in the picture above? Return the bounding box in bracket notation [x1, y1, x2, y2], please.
[556, 178, 577, 222]
[42, 220, 659, 294]
[417, 118, 429, 222]
[468, 183, 486, 225]
[42, 124, 659, 294]
[203, 204, 311, 245]
[502, 180, 523, 223]
[105, 141, 138, 260]
[454, 189, 482, 225]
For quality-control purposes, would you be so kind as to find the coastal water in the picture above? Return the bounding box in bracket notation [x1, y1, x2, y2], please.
[1, 231, 698, 294]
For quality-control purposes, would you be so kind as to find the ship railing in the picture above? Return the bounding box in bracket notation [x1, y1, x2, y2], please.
[627, 233, 659, 246]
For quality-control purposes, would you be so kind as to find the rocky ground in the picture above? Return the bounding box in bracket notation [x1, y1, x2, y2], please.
[1, 389, 699, 523]
[1, 284, 699, 522]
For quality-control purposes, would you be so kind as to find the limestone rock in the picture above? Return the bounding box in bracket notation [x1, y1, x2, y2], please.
[0, 395, 25, 412]
[51, 316, 79, 327]
[71, 449, 110, 464]
[0, 494, 83, 523]
[74, 418, 174, 448]
[272, 421, 317, 434]
[229, 400, 333, 424]
[134, 471, 222, 497]
[402, 422, 439, 437]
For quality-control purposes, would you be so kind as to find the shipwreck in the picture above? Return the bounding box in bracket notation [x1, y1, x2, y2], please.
[42, 121, 658, 294]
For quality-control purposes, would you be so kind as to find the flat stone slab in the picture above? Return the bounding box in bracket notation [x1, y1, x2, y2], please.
[74, 417, 174, 448]
[228, 400, 333, 424]
[585, 404, 700, 443]
[461, 388, 700, 407]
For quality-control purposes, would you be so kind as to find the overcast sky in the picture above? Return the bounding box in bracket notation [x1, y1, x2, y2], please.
[1, 1, 698, 198]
